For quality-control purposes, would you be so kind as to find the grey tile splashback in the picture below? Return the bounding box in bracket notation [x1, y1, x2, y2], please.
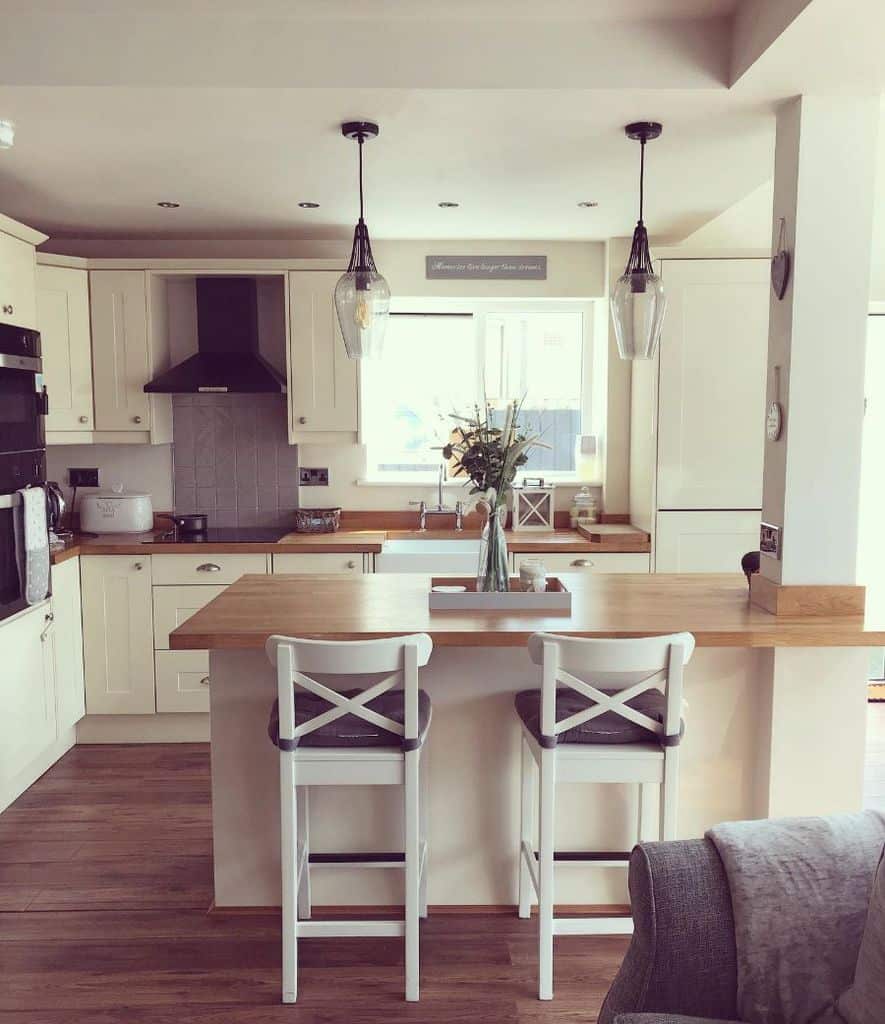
[172, 394, 298, 527]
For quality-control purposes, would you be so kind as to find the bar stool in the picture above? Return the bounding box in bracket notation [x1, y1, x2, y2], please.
[515, 630, 695, 1000]
[265, 633, 434, 1003]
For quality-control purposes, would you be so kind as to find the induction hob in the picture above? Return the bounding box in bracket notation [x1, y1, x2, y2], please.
[146, 527, 290, 544]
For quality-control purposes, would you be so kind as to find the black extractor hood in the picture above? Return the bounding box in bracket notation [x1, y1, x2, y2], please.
[144, 277, 286, 393]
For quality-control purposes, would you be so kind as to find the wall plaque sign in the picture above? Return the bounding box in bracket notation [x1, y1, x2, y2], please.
[426, 255, 547, 280]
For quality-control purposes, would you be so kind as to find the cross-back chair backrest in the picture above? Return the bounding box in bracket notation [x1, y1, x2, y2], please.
[527, 632, 695, 747]
[265, 634, 433, 750]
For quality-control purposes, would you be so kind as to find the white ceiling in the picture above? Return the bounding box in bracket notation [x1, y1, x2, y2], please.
[0, 0, 880, 247]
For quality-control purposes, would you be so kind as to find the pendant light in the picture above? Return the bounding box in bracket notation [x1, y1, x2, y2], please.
[611, 121, 667, 361]
[334, 121, 390, 360]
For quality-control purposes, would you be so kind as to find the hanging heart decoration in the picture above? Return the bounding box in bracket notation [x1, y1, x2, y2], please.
[771, 217, 790, 300]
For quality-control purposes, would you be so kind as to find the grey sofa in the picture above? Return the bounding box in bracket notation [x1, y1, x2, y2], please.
[598, 838, 741, 1024]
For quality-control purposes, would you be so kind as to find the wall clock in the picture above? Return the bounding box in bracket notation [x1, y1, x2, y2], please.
[766, 400, 783, 442]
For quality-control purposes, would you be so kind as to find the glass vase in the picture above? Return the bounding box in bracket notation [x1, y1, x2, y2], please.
[477, 503, 510, 592]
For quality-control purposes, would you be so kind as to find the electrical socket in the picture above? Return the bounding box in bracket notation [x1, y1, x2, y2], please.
[69, 467, 100, 487]
[299, 467, 329, 486]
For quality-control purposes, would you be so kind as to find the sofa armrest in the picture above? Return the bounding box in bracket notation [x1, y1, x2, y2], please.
[598, 838, 739, 1024]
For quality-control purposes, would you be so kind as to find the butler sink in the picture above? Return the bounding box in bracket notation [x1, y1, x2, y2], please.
[374, 538, 481, 574]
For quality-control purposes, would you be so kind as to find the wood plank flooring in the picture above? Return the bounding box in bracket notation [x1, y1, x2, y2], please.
[0, 744, 628, 1023]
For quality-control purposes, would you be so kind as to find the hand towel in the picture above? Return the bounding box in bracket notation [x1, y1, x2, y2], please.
[15, 485, 50, 605]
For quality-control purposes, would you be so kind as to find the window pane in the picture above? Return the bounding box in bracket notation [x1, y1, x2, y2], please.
[484, 311, 583, 473]
[363, 315, 478, 474]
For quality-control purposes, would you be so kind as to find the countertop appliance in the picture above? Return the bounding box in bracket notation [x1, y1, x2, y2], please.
[0, 322, 48, 455]
[79, 487, 154, 534]
[146, 526, 290, 544]
[143, 277, 286, 394]
[45, 481, 66, 535]
[0, 450, 47, 623]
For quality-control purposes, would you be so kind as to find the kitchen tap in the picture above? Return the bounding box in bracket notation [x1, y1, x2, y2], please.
[409, 460, 464, 530]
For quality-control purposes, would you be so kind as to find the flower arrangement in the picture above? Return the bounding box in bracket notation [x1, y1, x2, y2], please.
[443, 400, 550, 591]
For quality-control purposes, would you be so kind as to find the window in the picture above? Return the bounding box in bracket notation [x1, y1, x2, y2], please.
[361, 301, 593, 481]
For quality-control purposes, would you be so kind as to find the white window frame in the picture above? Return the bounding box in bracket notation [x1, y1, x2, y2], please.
[358, 296, 601, 485]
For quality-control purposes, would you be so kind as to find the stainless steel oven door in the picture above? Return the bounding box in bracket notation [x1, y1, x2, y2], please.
[0, 356, 46, 454]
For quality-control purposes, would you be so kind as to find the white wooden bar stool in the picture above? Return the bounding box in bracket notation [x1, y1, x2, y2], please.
[515, 630, 695, 1000]
[265, 633, 434, 1004]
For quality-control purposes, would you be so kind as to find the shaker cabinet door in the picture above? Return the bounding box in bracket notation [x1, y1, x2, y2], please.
[38, 265, 95, 432]
[0, 231, 38, 329]
[656, 259, 769, 510]
[51, 557, 87, 733]
[287, 271, 357, 436]
[655, 511, 760, 573]
[81, 555, 156, 714]
[90, 270, 153, 432]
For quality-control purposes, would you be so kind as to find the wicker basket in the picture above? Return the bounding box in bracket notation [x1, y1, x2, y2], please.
[292, 507, 342, 534]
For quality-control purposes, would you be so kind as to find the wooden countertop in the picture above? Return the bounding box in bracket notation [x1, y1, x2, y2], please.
[169, 572, 885, 650]
[50, 524, 649, 565]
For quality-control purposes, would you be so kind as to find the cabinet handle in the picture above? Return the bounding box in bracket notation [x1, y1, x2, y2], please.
[133, 562, 144, 571]
[40, 612, 54, 642]
[2, 304, 13, 315]
[200, 676, 210, 687]
[298, 416, 307, 425]
[78, 415, 89, 424]
[133, 415, 143, 424]
[196, 562, 222, 572]
[346, 560, 356, 569]
[570, 558, 594, 567]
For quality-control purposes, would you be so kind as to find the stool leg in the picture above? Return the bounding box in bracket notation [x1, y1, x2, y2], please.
[419, 747, 429, 919]
[538, 746, 556, 1001]
[661, 746, 679, 841]
[297, 786, 311, 920]
[404, 747, 420, 1001]
[280, 753, 298, 1003]
[518, 736, 534, 919]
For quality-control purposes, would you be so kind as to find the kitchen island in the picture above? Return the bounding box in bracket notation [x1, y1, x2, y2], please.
[171, 572, 884, 910]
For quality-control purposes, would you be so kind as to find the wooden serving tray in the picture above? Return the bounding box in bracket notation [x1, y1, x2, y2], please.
[428, 577, 572, 612]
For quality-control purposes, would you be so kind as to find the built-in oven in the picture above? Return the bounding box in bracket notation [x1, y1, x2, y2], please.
[0, 323, 47, 455]
[0, 449, 47, 623]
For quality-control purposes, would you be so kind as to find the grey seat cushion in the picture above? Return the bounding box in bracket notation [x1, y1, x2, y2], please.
[268, 688, 431, 750]
[514, 687, 681, 746]
[837, 844, 885, 1024]
[614, 1016, 745, 1023]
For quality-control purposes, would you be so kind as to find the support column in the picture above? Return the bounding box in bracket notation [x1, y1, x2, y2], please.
[753, 95, 879, 818]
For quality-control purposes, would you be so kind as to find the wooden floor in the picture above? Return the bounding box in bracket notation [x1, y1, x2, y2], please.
[0, 744, 628, 1023]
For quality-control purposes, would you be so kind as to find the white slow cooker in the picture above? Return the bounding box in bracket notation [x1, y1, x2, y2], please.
[79, 486, 154, 534]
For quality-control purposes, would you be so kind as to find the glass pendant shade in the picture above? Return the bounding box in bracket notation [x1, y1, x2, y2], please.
[334, 123, 390, 360]
[611, 226, 667, 360]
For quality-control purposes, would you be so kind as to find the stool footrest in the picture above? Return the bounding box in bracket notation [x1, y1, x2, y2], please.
[533, 850, 631, 863]
[296, 919, 406, 939]
[310, 851, 405, 865]
[552, 916, 633, 936]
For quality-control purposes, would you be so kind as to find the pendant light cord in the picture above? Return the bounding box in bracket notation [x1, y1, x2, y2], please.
[638, 136, 645, 225]
[358, 135, 365, 223]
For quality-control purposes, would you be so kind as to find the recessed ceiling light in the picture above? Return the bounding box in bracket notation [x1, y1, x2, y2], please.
[298, 201, 320, 209]
[577, 200, 598, 208]
[156, 201, 180, 209]
[438, 201, 460, 208]
[0, 120, 15, 150]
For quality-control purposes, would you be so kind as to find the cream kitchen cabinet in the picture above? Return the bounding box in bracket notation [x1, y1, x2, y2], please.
[89, 270, 172, 442]
[511, 551, 650, 575]
[287, 271, 357, 440]
[81, 555, 156, 714]
[37, 264, 95, 437]
[0, 227, 40, 329]
[656, 259, 769, 510]
[155, 651, 211, 714]
[272, 552, 366, 574]
[0, 601, 57, 806]
[654, 510, 761, 573]
[51, 557, 87, 733]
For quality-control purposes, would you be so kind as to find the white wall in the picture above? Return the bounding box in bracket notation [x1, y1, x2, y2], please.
[46, 444, 174, 518]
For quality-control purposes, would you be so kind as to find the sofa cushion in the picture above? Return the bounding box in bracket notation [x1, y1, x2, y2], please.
[614, 1017, 744, 1024]
[837, 844, 885, 1024]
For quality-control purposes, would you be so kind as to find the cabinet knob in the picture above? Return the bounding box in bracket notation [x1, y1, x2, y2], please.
[78, 415, 89, 424]
[570, 558, 594, 568]
[298, 416, 307, 425]
[133, 415, 143, 424]
[200, 676, 210, 688]
[2, 304, 13, 315]
[196, 562, 222, 572]
[346, 560, 356, 569]
[133, 562, 144, 571]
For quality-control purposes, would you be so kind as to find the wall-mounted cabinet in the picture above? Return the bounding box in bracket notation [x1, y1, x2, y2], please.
[37, 265, 95, 439]
[89, 271, 172, 443]
[0, 230, 39, 330]
[287, 271, 358, 441]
